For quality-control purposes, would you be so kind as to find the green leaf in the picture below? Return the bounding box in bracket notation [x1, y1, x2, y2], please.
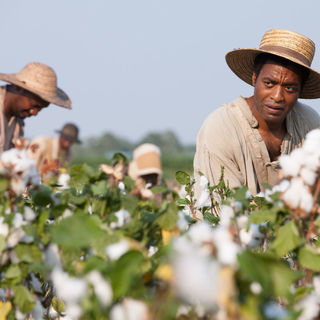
[91, 180, 108, 197]
[273, 221, 302, 257]
[238, 251, 299, 298]
[110, 250, 145, 299]
[156, 203, 178, 230]
[91, 199, 107, 217]
[31, 186, 53, 206]
[13, 285, 35, 313]
[249, 209, 277, 225]
[177, 198, 191, 206]
[0, 235, 5, 254]
[175, 171, 190, 185]
[16, 244, 42, 263]
[5, 265, 22, 281]
[51, 214, 103, 249]
[52, 296, 65, 313]
[299, 245, 320, 271]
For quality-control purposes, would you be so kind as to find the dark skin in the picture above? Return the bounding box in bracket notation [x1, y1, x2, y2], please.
[245, 60, 302, 161]
[58, 136, 73, 154]
[3, 85, 49, 120]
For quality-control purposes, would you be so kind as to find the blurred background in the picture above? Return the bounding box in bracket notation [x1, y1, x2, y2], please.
[2, 0, 320, 178]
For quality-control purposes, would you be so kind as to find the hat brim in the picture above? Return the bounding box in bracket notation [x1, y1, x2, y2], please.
[225, 48, 320, 99]
[0, 73, 72, 109]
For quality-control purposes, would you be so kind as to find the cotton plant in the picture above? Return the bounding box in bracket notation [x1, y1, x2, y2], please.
[0, 147, 40, 195]
[170, 220, 240, 317]
[279, 128, 320, 217]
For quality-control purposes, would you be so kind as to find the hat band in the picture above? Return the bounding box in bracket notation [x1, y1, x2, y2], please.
[259, 45, 311, 66]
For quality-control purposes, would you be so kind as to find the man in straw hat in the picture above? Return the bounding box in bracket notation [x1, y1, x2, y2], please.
[0, 62, 71, 152]
[28, 123, 81, 175]
[194, 29, 320, 197]
[128, 143, 162, 199]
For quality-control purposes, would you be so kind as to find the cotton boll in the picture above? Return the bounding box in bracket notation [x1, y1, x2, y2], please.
[313, 276, 320, 296]
[31, 300, 44, 320]
[177, 211, 189, 231]
[295, 293, 320, 320]
[199, 175, 209, 190]
[106, 240, 129, 261]
[7, 228, 25, 248]
[110, 209, 131, 229]
[300, 167, 317, 186]
[12, 213, 27, 229]
[279, 149, 304, 177]
[57, 173, 70, 190]
[30, 273, 42, 293]
[0, 217, 9, 237]
[281, 178, 305, 209]
[11, 178, 27, 195]
[86, 271, 112, 307]
[24, 206, 36, 221]
[299, 189, 314, 213]
[272, 179, 290, 193]
[148, 246, 158, 257]
[239, 224, 265, 249]
[187, 222, 214, 246]
[64, 303, 83, 320]
[219, 205, 234, 227]
[196, 188, 210, 208]
[44, 244, 62, 269]
[173, 251, 220, 310]
[217, 241, 240, 267]
[250, 282, 262, 295]
[303, 129, 320, 155]
[51, 268, 87, 304]
[236, 215, 248, 229]
[179, 185, 188, 199]
[110, 298, 150, 320]
[264, 301, 288, 319]
[303, 153, 320, 172]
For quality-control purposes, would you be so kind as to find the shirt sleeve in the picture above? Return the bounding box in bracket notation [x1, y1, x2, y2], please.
[193, 108, 244, 200]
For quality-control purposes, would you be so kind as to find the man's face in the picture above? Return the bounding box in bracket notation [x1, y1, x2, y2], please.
[10, 87, 49, 119]
[251, 60, 302, 124]
[59, 137, 73, 151]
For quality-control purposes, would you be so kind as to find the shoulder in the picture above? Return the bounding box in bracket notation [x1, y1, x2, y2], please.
[293, 101, 320, 128]
[29, 136, 55, 150]
[197, 97, 243, 138]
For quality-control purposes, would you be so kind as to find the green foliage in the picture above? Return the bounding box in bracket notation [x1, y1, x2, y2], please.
[273, 221, 303, 257]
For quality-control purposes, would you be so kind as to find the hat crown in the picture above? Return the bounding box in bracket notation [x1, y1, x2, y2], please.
[259, 29, 315, 67]
[16, 62, 58, 98]
[60, 123, 79, 142]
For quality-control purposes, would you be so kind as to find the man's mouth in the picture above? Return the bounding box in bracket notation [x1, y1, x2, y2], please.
[265, 105, 285, 114]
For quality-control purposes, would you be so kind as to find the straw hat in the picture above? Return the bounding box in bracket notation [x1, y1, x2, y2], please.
[0, 62, 71, 108]
[128, 143, 162, 180]
[225, 29, 320, 99]
[56, 123, 81, 143]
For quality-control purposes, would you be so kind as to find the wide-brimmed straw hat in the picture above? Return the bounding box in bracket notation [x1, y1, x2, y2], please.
[56, 123, 81, 143]
[128, 143, 162, 180]
[0, 62, 72, 108]
[225, 29, 320, 99]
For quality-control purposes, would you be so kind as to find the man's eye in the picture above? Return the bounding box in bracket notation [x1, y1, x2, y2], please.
[286, 86, 297, 93]
[264, 81, 272, 87]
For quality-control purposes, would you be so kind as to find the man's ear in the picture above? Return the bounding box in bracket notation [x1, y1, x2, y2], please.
[252, 73, 257, 87]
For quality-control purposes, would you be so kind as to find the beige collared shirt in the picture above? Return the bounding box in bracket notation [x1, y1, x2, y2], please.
[28, 136, 71, 173]
[194, 96, 320, 196]
[0, 86, 24, 152]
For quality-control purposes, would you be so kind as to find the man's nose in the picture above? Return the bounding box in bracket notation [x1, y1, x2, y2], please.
[271, 86, 284, 103]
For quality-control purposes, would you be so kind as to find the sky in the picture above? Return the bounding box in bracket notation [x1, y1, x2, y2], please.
[1, 0, 320, 144]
